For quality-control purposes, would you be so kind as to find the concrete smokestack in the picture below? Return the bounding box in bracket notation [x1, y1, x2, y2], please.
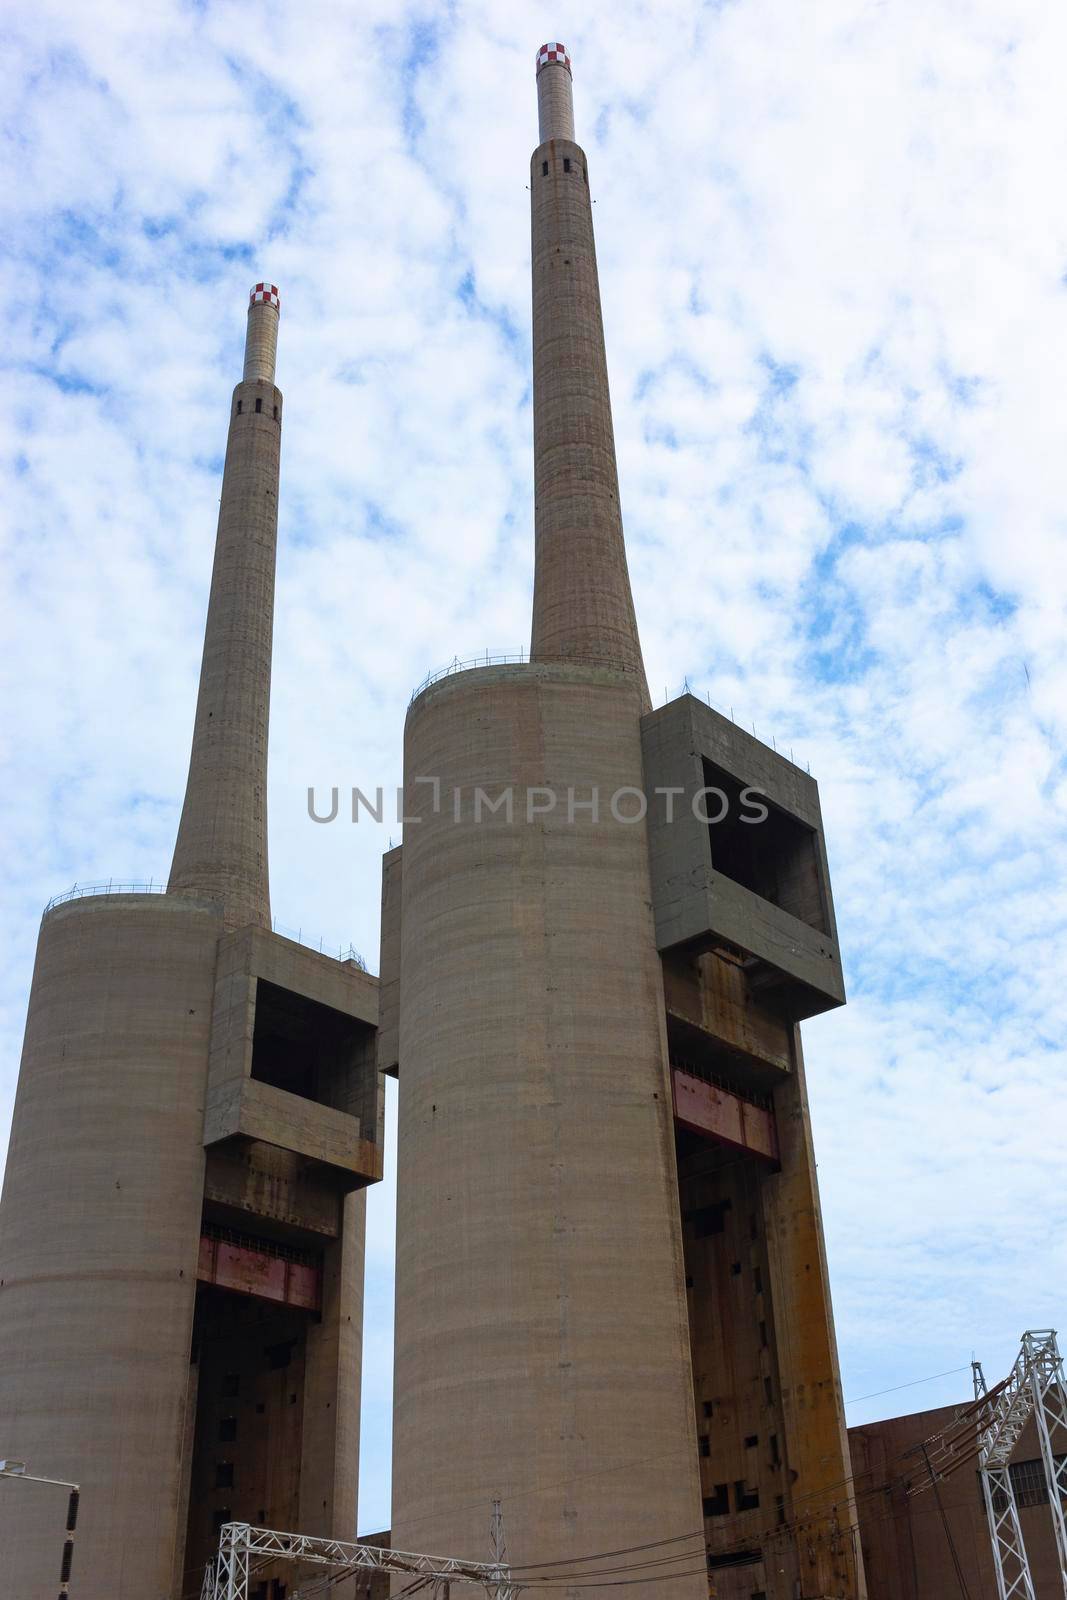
[244, 281, 280, 381]
[535, 40, 575, 140]
[168, 284, 283, 930]
[530, 44, 649, 704]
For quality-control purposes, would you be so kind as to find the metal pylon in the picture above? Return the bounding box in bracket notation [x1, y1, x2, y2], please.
[1024, 1330, 1067, 1594]
[488, 1498, 517, 1600]
[974, 1332, 1067, 1600]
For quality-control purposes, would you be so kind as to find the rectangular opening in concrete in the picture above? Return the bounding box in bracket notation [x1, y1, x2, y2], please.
[251, 978, 374, 1118]
[182, 1279, 313, 1595]
[702, 758, 827, 933]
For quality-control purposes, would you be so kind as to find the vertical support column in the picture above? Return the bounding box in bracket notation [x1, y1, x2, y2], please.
[762, 1034, 867, 1598]
[529, 45, 649, 702]
[169, 285, 283, 931]
[979, 1467, 1037, 1600]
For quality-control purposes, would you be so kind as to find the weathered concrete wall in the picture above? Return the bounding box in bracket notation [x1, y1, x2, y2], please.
[761, 1033, 865, 1599]
[391, 662, 704, 1596]
[0, 894, 221, 1598]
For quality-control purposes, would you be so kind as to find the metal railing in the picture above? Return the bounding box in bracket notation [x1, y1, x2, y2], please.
[270, 919, 367, 969]
[410, 649, 528, 702]
[44, 880, 165, 912]
[42, 884, 366, 969]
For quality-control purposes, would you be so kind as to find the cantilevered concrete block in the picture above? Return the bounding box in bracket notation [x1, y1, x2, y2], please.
[642, 694, 845, 1019]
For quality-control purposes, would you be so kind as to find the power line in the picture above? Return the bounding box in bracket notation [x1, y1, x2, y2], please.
[846, 1365, 972, 1407]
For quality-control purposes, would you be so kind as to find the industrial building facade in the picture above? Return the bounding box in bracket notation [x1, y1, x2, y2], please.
[4, 38, 1040, 1600]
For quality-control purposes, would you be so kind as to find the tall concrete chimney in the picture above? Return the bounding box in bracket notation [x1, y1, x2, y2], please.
[0, 284, 383, 1599]
[385, 43, 865, 1600]
[530, 44, 649, 705]
[168, 284, 283, 930]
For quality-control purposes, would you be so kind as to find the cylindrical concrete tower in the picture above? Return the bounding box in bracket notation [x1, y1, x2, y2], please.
[168, 284, 283, 931]
[388, 48, 705, 1593]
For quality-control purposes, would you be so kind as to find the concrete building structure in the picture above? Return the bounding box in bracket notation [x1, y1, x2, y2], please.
[383, 47, 864, 1600]
[850, 1406, 1064, 1599]
[0, 287, 382, 1599]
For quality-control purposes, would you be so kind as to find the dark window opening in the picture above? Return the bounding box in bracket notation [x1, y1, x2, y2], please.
[688, 1198, 731, 1239]
[752, 1592, 768, 1599]
[251, 978, 374, 1119]
[707, 1550, 761, 1570]
[703, 1400, 714, 1419]
[753, 1267, 763, 1294]
[701, 757, 828, 932]
[222, 1373, 240, 1397]
[731, 1261, 742, 1276]
[703, 1485, 729, 1517]
[700, 1437, 710, 1458]
[582, 167, 587, 183]
[267, 1340, 295, 1371]
[685, 1274, 694, 1288]
[255, 397, 263, 413]
[759, 1320, 768, 1348]
[215, 1462, 234, 1489]
[744, 1434, 758, 1449]
[734, 1480, 760, 1512]
[776, 1493, 786, 1527]
[764, 1377, 773, 1405]
[770, 1434, 780, 1467]
[213, 1509, 231, 1534]
[563, 157, 571, 172]
[236, 400, 243, 414]
[541, 160, 548, 176]
[219, 1417, 237, 1443]
[273, 404, 278, 420]
[289, 1392, 297, 1405]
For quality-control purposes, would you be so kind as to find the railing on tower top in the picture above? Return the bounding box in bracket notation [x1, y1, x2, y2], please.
[42, 883, 365, 968]
[408, 658, 810, 771]
[410, 650, 528, 702]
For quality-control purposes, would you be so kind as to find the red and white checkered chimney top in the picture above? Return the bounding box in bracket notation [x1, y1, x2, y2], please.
[536, 42, 571, 76]
[249, 283, 281, 311]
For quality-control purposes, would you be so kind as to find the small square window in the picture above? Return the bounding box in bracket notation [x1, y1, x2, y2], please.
[215, 1462, 234, 1489]
[731, 1262, 742, 1277]
[702, 1485, 729, 1517]
[744, 1434, 758, 1449]
[703, 1400, 713, 1419]
[734, 1480, 759, 1512]
[219, 1417, 237, 1443]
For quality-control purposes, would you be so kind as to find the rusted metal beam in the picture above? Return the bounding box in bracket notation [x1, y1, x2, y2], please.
[670, 1066, 779, 1164]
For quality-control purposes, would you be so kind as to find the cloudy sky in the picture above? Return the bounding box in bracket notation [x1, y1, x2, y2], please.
[3, 0, 1065, 1536]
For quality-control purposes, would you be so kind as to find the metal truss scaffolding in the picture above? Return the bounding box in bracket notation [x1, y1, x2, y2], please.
[974, 1328, 1067, 1600]
[201, 1521, 519, 1600]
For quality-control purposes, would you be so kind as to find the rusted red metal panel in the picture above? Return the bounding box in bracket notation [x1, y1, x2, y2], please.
[671, 1067, 779, 1165]
[196, 1233, 322, 1312]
